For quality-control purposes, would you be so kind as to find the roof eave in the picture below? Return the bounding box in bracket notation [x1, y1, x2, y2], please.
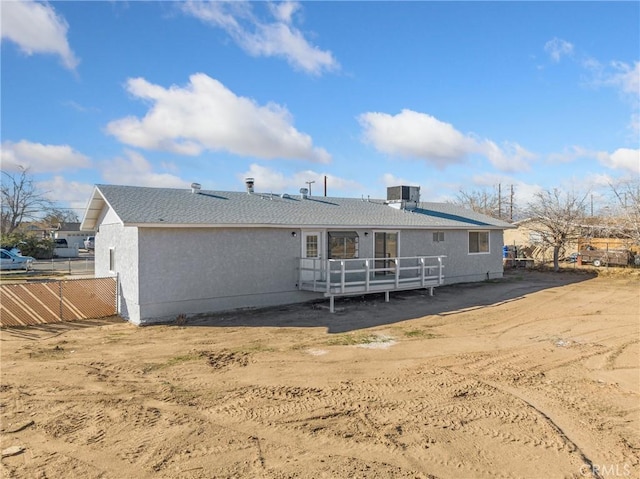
[80, 186, 122, 231]
[121, 222, 511, 230]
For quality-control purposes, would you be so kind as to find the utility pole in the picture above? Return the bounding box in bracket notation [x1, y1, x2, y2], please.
[510, 184, 514, 221]
[305, 180, 315, 196]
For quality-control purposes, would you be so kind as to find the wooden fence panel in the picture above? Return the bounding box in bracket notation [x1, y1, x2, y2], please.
[0, 277, 117, 327]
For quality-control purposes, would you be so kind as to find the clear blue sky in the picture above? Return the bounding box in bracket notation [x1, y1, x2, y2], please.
[2, 1, 639, 216]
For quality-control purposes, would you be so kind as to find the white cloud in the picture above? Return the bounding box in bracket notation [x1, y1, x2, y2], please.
[601, 148, 640, 174]
[0, 0, 79, 70]
[481, 140, 537, 172]
[547, 145, 608, 164]
[547, 146, 639, 174]
[630, 113, 640, 137]
[584, 59, 640, 98]
[583, 172, 616, 189]
[582, 58, 639, 136]
[607, 61, 640, 96]
[359, 110, 474, 167]
[106, 74, 331, 163]
[544, 37, 574, 63]
[100, 150, 190, 188]
[239, 163, 361, 195]
[1, 140, 91, 173]
[181, 1, 338, 75]
[381, 173, 416, 188]
[37, 176, 95, 214]
[358, 109, 535, 172]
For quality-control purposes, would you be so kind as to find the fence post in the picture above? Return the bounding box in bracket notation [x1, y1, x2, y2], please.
[116, 273, 120, 315]
[59, 281, 63, 321]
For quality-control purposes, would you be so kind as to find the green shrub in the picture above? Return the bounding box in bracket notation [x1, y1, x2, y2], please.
[1, 232, 55, 259]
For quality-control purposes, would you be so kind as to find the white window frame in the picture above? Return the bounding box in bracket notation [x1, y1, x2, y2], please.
[373, 230, 400, 258]
[109, 247, 116, 273]
[328, 231, 360, 259]
[302, 231, 322, 259]
[468, 230, 490, 254]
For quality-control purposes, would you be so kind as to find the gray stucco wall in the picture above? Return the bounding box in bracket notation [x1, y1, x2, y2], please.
[398, 229, 505, 283]
[95, 222, 140, 322]
[94, 220, 505, 325]
[315, 228, 504, 284]
[135, 227, 317, 324]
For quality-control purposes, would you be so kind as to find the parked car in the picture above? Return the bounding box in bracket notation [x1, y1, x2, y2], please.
[84, 236, 95, 250]
[565, 252, 578, 263]
[579, 247, 631, 267]
[5, 241, 27, 256]
[0, 248, 35, 271]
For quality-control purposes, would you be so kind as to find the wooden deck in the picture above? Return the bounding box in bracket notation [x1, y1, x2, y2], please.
[298, 256, 445, 312]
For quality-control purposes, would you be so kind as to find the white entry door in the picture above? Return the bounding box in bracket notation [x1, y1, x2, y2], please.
[374, 231, 398, 274]
[301, 231, 322, 282]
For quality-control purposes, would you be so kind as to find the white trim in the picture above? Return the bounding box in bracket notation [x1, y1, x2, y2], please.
[373, 230, 400, 258]
[301, 231, 322, 259]
[468, 230, 490, 254]
[119, 222, 509, 230]
[109, 247, 116, 273]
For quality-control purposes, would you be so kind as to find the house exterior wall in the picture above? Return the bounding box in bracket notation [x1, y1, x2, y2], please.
[94, 215, 505, 325]
[303, 228, 504, 282]
[397, 229, 505, 283]
[95, 212, 140, 321]
[135, 227, 317, 324]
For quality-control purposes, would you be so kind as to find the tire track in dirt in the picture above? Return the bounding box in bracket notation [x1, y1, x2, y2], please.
[605, 339, 640, 370]
[489, 283, 628, 340]
[436, 338, 639, 475]
[481, 380, 605, 479]
[2, 273, 636, 478]
[204, 362, 586, 478]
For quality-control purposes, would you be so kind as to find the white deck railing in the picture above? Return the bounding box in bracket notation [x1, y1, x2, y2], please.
[299, 255, 445, 312]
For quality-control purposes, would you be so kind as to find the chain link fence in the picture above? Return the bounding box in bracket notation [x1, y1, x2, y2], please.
[0, 277, 117, 327]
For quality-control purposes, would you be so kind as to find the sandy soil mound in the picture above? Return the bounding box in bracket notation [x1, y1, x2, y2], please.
[1, 270, 638, 478]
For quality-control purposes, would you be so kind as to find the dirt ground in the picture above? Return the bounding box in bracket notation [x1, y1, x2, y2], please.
[1, 269, 638, 479]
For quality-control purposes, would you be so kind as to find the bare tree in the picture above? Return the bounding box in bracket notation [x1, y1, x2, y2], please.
[43, 208, 80, 226]
[453, 188, 500, 218]
[452, 184, 517, 220]
[1, 167, 53, 234]
[525, 188, 589, 271]
[609, 179, 640, 246]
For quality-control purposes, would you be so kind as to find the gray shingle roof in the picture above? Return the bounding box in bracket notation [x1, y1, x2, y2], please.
[82, 184, 514, 231]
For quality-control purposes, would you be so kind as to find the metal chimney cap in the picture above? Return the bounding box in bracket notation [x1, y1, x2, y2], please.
[245, 177, 255, 193]
[190, 182, 201, 193]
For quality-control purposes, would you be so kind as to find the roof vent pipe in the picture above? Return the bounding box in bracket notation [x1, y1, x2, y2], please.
[245, 177, 255, 194]
[299, 187, 308, 199]
[191, 182, 201, 194]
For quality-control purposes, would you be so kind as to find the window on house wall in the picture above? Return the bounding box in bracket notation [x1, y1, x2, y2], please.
[109, 248, 116, 272]
[433, 231, 445, 242]
[328, 231, 359, 259]
[306, 235, 319, 258]
[469, 231, 490, 253]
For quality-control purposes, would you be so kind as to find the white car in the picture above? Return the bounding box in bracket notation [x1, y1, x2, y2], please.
[84, 236, 95, 250]
[0, 249, 35, 271]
